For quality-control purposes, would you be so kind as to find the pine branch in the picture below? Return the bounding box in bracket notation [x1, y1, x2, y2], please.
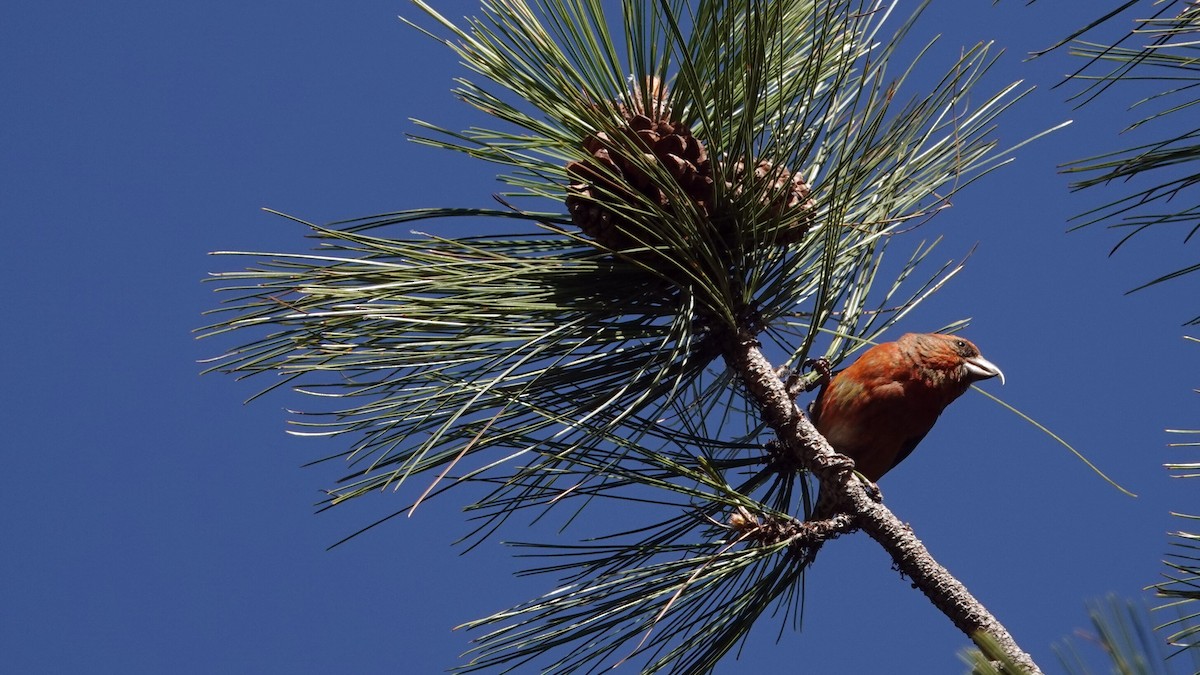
[722, 328, 1044, 675]
[203, 2, 1062, 670]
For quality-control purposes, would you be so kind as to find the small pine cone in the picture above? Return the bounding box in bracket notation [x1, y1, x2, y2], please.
[729, 160, 816, 244]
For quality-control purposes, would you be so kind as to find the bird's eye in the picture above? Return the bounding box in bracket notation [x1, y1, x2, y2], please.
[954, 339, 966, 348]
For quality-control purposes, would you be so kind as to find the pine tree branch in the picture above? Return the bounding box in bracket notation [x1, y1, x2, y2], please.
[723, 328, 1044, 675]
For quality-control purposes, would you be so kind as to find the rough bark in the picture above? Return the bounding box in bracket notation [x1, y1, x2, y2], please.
[724, 332, 1042, 675]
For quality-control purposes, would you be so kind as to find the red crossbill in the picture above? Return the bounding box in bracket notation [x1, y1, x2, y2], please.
[808, 333, 1003, 517]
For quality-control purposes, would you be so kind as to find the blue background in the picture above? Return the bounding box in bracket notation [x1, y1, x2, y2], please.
[3, 2, 1195, 673]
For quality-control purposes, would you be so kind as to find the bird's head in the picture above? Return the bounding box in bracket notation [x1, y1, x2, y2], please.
[899, 333, 1004, 387]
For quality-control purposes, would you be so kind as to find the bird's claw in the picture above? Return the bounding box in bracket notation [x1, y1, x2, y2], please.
[780, 357, 833, 399]
[862, 477, 882, 503]
[801, 357, 832, 393]
[814, 450, 856, 476]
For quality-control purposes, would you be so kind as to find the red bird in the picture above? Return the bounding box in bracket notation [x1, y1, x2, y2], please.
[808, 332, 1003, 516]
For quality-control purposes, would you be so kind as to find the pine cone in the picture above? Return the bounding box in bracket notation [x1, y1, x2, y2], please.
[565, 79, 814, 250]
[727, 160, 816, 244]
[565, 112, 713, 250]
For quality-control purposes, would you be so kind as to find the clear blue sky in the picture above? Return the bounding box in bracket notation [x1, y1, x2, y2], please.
[3, 2, 1196, 673]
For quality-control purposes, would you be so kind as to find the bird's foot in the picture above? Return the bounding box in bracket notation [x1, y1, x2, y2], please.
[778, 357, 832, 399]
[813, 451, 856, 484]
[800, 356, 832, 393]
[860, 477, 883, 503]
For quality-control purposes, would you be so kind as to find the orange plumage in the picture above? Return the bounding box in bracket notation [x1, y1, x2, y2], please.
[808, 333, 1003, 516]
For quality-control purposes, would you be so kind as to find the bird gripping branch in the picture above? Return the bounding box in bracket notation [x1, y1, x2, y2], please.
[807, 333, 1004, 520]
